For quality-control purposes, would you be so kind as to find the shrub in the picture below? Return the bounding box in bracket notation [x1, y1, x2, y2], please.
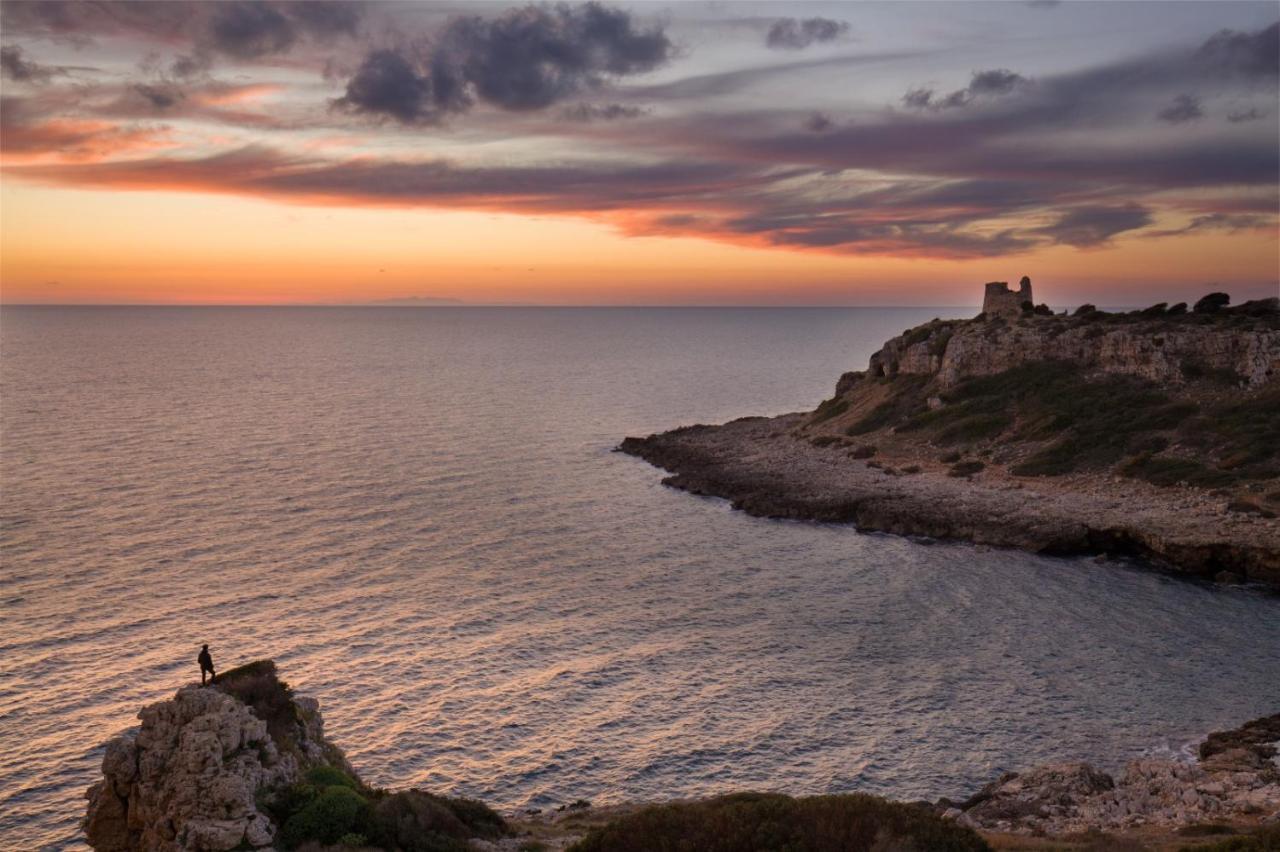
[1167, 302, 1188, 315]
[1185, 822, 1280, 850]
[935, 413, 1011, 445]
[307, 766, 361, 791]
[949, 461, 985, 477]
[215, 660, 298, 746]
[1194, 292, 1231, 313]
[371, 790, 503, 852]
[281, 785, 373, 849]
[568, 792, 989, 852]
[940, 451, 962, 464]
[1119, 454, 1237, 488]
[848, 445, 876, 459]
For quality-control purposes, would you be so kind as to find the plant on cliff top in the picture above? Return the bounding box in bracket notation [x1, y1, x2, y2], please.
[215, 660, 299, 746]
[567, 792, 990, 852]
[281, 784, 374, 849]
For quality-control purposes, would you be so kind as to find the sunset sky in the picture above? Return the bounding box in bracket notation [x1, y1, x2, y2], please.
[1, 0, 1277, 305]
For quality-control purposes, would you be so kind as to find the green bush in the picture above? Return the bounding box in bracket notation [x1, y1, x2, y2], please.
[307, 766, 362, 791]
[568, 792, 989, 852]
[370, 789, 504, 852]
[281, 785, 374, 849]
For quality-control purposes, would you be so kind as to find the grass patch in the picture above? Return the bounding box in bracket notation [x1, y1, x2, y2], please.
[567, 792, 989, 852]
[809, 396, 849, 425]
[844, 375, 930, 435]
[949, 461, 986, 477]
[1118, 454, 1238, 488]
[1182, 823, 1280, 851]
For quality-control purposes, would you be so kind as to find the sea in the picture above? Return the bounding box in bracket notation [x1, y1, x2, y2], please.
[2, 306, 1277, 850]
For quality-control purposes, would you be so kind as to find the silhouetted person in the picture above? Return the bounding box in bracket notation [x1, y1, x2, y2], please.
[198, 644, 215, 686]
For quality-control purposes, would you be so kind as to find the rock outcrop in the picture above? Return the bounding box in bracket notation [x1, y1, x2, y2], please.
[620, 290, 1280, 585]
[948, 714, 1280, 835]
[867, 297, 1280, 389]
[83, 661, 351, 852]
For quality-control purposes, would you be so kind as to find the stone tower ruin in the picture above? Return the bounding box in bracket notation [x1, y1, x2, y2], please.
[982, 276, 1033, 318]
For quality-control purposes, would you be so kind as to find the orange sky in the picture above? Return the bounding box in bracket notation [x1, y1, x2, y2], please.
[1, 1, 1277, 306]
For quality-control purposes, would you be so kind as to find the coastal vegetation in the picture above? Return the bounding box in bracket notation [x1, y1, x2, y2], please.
[822, 296, 1280, 494]
[568, 792, 989, 852]
[263, 764, 505, 851]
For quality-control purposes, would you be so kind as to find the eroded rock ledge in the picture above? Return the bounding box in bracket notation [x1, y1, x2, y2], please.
[943, 713, 1280, 835]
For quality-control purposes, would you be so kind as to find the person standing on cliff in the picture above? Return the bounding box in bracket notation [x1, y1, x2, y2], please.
[198, 644, 216, 686]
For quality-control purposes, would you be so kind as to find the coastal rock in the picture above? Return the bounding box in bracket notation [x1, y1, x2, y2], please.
[619, 291, 1280, 586]
[868, 300, 1280, 389]
[83, 661, 350, 851]
[957, 713, 1280, 834]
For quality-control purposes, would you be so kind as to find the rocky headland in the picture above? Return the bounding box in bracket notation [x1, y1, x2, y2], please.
[83, 661, 1279, 851]
[620, 285, 1280, 588]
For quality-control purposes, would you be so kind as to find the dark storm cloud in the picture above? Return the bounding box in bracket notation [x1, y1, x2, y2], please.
[335, 2, 673, 123]
[805, 112, 834, 132]
[764, 17, 848, 50]
[969, 69, 1027, 96]
[1144, 212, 1274, 238]
[1195, 22, 1280, 78]
[1227, 107, 1263, 123]
[0, 1, 363, 58]
[0, 45, 66, 82]
[1033, 204, 1153, 247]
[131, 83, 185, 110]
[902, 69, 1028, 110]
[208, 2, 297, 59]
[559, 103, 648, 122]
[1158, 94, 1203, 124]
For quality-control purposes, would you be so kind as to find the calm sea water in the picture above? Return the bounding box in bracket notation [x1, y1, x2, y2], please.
[2, 306, 1277, 850]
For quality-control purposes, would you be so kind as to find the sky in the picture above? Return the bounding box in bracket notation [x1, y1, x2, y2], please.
[0, 0, 1277, 306]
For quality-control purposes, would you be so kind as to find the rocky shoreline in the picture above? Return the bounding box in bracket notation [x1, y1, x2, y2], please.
[620, 288, 1280, 588]
[82, 661, 1279, 851]
[618, 413, 1280, 588]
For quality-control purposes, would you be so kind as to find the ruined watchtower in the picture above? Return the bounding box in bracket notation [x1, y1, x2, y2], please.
[982, 276, 1033, 318]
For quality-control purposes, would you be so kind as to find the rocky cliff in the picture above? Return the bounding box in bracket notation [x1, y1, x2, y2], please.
[83, 661, 511, 852]
[862, 296, 1280, 390]
[621, 290, 1280, 584]
[83, 661, 351, 851]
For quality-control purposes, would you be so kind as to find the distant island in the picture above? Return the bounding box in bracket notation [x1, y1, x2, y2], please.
[83, 661, 1280, 851]
[621, 280, 1280, 589]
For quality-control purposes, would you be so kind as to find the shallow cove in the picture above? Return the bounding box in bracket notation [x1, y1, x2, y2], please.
[2, 306, 1277, 850]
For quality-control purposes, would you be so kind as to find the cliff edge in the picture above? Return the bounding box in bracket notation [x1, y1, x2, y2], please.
[83, 661, 354, 851]
[620, 288, 1280, 586]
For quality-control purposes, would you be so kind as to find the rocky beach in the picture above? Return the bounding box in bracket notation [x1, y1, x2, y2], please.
[621, 286, 1280, 588]
[83, 661, 1279, 851]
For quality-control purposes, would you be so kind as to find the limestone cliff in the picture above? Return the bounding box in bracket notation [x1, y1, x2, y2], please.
[862, 297, 1280, 391]
[83, 661, 350, 852]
